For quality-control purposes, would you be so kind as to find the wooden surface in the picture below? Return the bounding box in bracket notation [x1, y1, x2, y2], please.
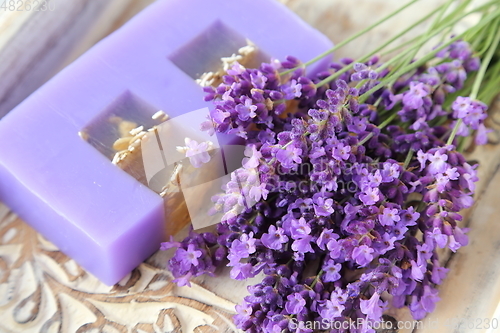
[0, 1, 499, 332]
[0, 203, 241, 333]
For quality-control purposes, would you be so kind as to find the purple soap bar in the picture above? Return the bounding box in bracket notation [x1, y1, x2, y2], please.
[0, 0, 332, 285]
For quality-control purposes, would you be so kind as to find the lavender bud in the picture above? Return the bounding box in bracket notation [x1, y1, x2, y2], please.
[368, 55, 380, 65]
[368, 70, 379, 80]
[262, 275, 277, 286]
[269, 90, 283, 100]
[202, 232, 217, 245]
[214, 246, 227, 262]
[341, 57, 354, 65]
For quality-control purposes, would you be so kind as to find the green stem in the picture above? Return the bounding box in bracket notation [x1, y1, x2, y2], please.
[471, 24, 490, 55]
[458, 135, 470, 153]
[280, 0, 420, 76]
[359, 35, 462, 102]
[318, 1, 498, 90]
[470, 19, 500, 100]
[310, 270, 324, 289]
[403, 149, 414, 169]
[313, 4, 446, 88]
[478, 68, 500, 104]
[375, 35, 435, 73]
[359, 7, 500, 103]
[385, 0, 482, 67]
[463, 4, 498, 41]
[447, 17, 500, 145]
[475, 16, 500, 56]
[447, 119, 463, 146]
[390, 0, 459, 74]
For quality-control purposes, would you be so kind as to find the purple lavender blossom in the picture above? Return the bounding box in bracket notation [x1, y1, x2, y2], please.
[316, 229, 339, 250]
[182, 138, 211, 168]
[164, 39, 485, 332]
[236, 96, 258, 121]
[452, 96, 473, 119]
[360, 292, 386, 320]
[276, 145, 302, 169]
[290, 217, 311, 239]
[313, 196, 334, 216]
[359, 187, 381, 206]
[285, 293, 306, 314]
[427, 150, 449, 175]
[379, 207, 401, 226]
[352, 245, 375, 266]
[319, 299, 344, 319]
[261, 225, 288, 250]
[291, 236, 314, 253]
[282, 79, 303, 99]
[403, 82, 430, 109]
[177, 244, 202, 270]
[476, 123, 490, 145]
[322, 260, 342, 282]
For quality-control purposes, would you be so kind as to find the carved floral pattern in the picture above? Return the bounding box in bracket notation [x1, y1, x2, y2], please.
[0, 204, 241, 333]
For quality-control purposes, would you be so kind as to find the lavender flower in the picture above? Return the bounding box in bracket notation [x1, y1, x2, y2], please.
[261, 225, 288, 250]
[322, 260, 342, 282]
[360, 292, 387, 320]
[178, 138, 212, 168]
[161, 38, 487, 333]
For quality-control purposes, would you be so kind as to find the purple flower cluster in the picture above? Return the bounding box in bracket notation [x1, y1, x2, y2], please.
[162, 39, 487, 332]
[451, 96, 489, 144]
[387, 41, 488, 145]
[160, 231, 221, 286]
[200, 56, 316, 140]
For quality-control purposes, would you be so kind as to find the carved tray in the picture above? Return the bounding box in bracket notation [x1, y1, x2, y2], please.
[1, 1, 500, 332]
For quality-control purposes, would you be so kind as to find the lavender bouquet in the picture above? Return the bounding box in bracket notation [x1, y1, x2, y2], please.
[161, 1, 500, 332]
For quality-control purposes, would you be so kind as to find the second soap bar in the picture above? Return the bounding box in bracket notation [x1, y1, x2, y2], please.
[0, 0, 333, 285]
